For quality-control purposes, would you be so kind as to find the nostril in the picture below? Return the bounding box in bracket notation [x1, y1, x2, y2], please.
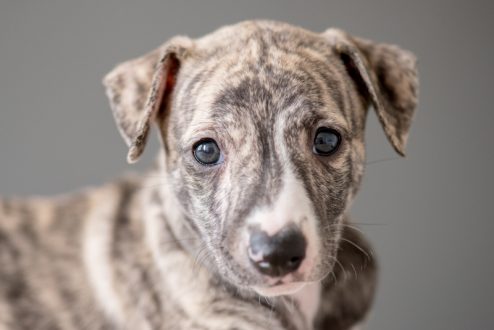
[289, 256, 302, 265]
[248, 226, 307, 277]
[286, 255, 303, 270]
[290, 256, 301, 263]
[257, 261, 271, 271]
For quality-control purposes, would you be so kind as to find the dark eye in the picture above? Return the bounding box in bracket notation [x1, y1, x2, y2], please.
[193, 139, 222, 165]
[313, 128, 341, 156]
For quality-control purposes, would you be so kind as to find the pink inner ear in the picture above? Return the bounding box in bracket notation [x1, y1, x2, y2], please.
[161, 54, 180, 113]
[127, 54, 181, 164]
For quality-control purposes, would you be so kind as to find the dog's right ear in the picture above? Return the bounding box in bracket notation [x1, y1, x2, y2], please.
[323, 29, 418, 156]
[103, 36, 193, 163]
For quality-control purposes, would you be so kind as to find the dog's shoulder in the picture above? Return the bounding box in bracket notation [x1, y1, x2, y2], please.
[0, 175, 145, 329]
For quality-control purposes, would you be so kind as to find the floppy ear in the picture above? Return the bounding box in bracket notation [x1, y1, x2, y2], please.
[323, 29, 419, 156]
[103, 36, 193, 163]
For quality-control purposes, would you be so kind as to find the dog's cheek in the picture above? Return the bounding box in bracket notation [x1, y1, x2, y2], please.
[347, 140, 366, 207]
[213, 178, 257, 287]
[213, 170, 250, 270]
[292, 152, 350, 224]
[297, 154, 352, 277]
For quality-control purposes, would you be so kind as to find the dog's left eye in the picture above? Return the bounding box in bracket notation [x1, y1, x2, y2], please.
[313, 128, 341, 156]
[193, 139, 222, 165]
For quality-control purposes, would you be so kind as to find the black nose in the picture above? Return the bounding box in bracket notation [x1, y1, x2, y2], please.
[248, 226, 307, 277]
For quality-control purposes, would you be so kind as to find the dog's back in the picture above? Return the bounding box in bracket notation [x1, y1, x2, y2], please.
[0, 180, 136, 329]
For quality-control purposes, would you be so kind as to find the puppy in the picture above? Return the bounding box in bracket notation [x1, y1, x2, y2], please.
[0, 20, 418, 330]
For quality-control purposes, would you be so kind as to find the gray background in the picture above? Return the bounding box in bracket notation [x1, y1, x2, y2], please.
[1, 0, 493, 329]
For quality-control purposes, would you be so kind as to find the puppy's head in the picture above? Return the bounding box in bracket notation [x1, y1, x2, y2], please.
[103, 21, 418, 296]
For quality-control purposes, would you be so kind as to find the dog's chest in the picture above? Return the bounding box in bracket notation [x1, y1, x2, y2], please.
[292, 282, 321, 328]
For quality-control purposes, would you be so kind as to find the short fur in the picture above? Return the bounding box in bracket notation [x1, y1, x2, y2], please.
[0, 20, 418, 330]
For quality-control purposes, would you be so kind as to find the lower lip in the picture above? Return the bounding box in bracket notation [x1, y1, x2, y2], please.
[252, 281, 307, 297]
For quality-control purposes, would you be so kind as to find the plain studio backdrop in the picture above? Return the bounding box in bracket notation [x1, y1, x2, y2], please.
[1, 1, 493, 329]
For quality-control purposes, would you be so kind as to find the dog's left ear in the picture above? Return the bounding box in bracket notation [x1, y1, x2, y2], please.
[103, 36, 193, 163]
[323, 29, 419, 156]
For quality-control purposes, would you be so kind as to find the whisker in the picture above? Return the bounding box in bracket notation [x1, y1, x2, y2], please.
[351, 222, 388, 226]
[159, 237, 201, 247]
[339, 237, 372, 260]
[350, 263, 358, 278]
[329, 270, 337, 283]
[327, 223, 365, 235]
[192, 243, 211, 273]
[328, 255, 347, 281]
[365, 156, 401, 166]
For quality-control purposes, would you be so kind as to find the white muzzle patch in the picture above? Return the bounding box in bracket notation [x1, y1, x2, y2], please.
[245, 168, 321, 294]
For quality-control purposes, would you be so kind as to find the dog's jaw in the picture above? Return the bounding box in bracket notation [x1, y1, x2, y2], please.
[253, 281, 322, 329]
[253, 281, 307, 297]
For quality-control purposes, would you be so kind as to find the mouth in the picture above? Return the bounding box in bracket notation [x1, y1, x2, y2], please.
[252, 280, 307, 297]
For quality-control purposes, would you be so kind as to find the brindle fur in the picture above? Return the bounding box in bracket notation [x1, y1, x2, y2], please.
[0, 20, 418, 330]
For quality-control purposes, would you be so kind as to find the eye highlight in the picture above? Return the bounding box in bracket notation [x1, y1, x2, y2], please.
[193, 139, 222, 165]
[313, 128, 341, 156]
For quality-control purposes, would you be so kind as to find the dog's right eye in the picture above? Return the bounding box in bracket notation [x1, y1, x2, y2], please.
[313, 128, 341, 156]
[193, 139, 222, 165]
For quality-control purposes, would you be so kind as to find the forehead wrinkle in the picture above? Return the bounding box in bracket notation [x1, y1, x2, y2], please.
[184, 81, 240, 143]
[175, 63, 218, 117]
[190, 65, 258, 118]
[260, 47, 350, 126]
[180, 119, 240, 150]
[295, 63, 344, 122]
[297, 51, 350, 119]
[275, 79, 348, 135]
[175, 50, 265, 148]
